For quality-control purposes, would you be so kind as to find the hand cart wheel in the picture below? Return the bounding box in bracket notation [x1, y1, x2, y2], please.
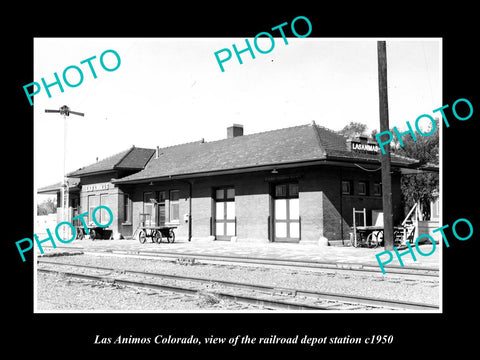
[138, 230, 147, 244]
[167, 229, 175, 243]
[76, 228, 84, 240]
[377, 230, 384, 247]
[367, 230, 383, 249]
[153, 230, 163, 244]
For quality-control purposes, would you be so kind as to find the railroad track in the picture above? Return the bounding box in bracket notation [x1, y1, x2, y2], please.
[39, 246, 439, 280]
[37, 259, 439, 311]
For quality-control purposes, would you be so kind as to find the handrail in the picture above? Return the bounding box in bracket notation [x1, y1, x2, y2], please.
[402, 203, 418, 226]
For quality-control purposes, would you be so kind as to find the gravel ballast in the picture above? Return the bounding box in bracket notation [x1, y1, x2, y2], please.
[36, 253, 439, 311]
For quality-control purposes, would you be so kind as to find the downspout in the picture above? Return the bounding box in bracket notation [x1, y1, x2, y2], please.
[187, 180, 192, 241]
[340, 167, 344, 244]
[177, 178, 193, 241]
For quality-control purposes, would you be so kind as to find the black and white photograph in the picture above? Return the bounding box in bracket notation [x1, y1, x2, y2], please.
[32, 37, 441, 313]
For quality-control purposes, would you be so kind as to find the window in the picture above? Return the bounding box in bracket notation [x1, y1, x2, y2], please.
[99, 193, 109, 225]
[169, 190, 180, 222]
[342, 180, 352, 195]
[289, 183, 299, 197]
[158, 191, 166, 203]
[275, 184, 287, 197]
[373, 182, 382, 196]
[86, 193, 110, 227]
[143, 192, 155, 226]
[215, 188, 235, 202]
[72, 197, 79, 211]
[123, 193, 132, 223]
[274, 183, 299, 199]
[358, 181, 368, 196]
[226, 188, 235, 200]
[88, 195, 99, 224]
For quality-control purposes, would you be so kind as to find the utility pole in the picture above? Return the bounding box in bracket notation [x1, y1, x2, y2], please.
[377, 41, 394, 251]
[45, 105, 84, 240]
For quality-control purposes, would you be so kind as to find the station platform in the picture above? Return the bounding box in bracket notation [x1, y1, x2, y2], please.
[37, 237, 441, 270]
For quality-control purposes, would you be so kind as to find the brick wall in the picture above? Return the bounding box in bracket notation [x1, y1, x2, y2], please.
[235, 173, 270, 242]
[129, 182, 190, 240]
[78, 187, 121, 235]
[116, 164, 405, 244]
[298, 172, 324, 243]
[78, 172, 118, 185]
[190, 173, 270, 242]
[299, 165, 403, 241]
[75, 171, 144, 239]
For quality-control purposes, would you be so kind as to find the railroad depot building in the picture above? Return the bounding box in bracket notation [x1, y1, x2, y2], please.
[38, 122, 423, 244]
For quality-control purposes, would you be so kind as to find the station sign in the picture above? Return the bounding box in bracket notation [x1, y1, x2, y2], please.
[350, 141, 379, 154]
[82, 182, 110, 192]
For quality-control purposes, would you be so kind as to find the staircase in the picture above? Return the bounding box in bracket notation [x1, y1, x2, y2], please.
[402, 203, 418, 244]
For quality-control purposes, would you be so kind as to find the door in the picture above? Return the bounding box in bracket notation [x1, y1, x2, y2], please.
[273, 183, 300, 242]
[214, 187, 236, 240]
[143, 192, 155, 226]
[157, 191, 166, 226]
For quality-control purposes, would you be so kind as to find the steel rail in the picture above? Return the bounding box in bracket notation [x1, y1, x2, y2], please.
[91, 250, 439, 279]
[38, 245, 439, 277]
[37, 267, 328, 310]
[37, 260, 439, 311]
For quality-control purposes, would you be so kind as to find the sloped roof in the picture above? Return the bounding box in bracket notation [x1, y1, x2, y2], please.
[67, 146, 155, 177]
[37, 178, 81, 194]
[113, 123, 419, 184]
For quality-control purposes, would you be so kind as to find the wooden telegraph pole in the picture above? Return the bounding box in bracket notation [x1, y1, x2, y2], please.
[377, 41, 394, 251]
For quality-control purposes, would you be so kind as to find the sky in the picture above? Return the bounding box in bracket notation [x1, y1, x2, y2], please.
[33, 37, 441, 192]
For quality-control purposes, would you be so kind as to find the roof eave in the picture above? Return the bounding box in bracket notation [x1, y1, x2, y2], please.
[37, 186, 80, 194]
[113, 158, 335, 184]
[113, 154, 418, 185]
[67, 169, 117, 177]
[324, 154, 420, 168]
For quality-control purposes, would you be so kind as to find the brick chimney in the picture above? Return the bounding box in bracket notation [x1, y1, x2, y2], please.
[227, 124, 244, 138]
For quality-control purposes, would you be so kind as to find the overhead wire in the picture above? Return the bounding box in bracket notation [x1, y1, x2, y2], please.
[354, 163, 381, 172]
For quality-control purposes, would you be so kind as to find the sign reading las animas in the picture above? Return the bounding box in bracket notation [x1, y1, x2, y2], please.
[351, 142, 379, 153]
[82, 183, 110, 192]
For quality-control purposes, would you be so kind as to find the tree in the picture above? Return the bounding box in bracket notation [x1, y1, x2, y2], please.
[371, 127, 403, 154]
[372, 119, 439, 163]
[37, 198, 57, 215]
[339, 122, 368, 138]
[400, 172, 438, 220]
[371, 119, 439, 220]
[393, 119, 439, 220]
[395, 127, 439, 165]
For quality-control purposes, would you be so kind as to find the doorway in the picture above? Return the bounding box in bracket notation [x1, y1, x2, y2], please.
[214, 187, 236, 240]
[273, 183, 300, 242]
[157, 191, 166, 226]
